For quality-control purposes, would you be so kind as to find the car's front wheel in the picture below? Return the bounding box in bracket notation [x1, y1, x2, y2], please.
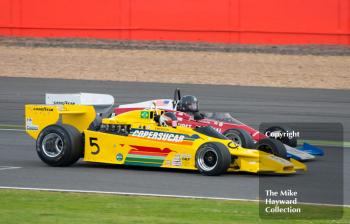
[256, 138, 288, 159]
[223, 128, 255, 149]
[264, 125, 297, 147]
[195, 142, 231, 176]
[36, 124, 83, 166]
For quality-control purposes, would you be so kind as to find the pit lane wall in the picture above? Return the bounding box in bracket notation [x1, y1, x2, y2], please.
[0, 0, 349, 45]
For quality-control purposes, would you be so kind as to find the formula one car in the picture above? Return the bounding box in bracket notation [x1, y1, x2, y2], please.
[115, 89, 324, 161]
[25, 93, 306, 176]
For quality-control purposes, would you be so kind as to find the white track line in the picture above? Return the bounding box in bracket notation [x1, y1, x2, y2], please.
[0, 166, 22, 171]
[0, 186, 348, 207]
[0, 129, 25, 132]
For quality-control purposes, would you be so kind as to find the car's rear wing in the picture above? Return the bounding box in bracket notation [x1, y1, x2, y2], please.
[46, 93, 114, 115]
[25, 104, 96, 140]
[25, 93, 115, 140]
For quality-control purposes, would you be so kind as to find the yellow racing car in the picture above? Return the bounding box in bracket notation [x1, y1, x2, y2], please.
[25, 93, 306, 176]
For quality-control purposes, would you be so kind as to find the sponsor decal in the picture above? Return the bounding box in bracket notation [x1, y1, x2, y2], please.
[116, 153, 123, 161]
[33, 107, 53, 112]
[154, 126, 169, 132]
[172, 155, 182, 166]
[140, 111, 150, 119]
[25, 118, 38, 130]
[228, 141, 238, 149]
[165, 160, 171, 166]
[52, 101, 75, 105]
[131, 129, 186, 143]
[178, 123, 192, 128]
[180, 154, 191, 161]
[124, 145, 174, 167]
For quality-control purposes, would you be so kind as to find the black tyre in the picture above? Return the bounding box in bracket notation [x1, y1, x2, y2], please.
[36, 124, 83, 166]
[264, 125, 297, 147]
[223, 129, 255, 149]
[195, 142, 231, 176]
[256, 138, 288, 160]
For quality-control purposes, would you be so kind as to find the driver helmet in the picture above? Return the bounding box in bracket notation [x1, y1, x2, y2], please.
[159, 112, 178, 128]
[177, 95, 199, 112]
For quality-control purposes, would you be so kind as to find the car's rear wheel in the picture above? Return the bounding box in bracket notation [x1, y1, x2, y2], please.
[195, 142, 231, 176]
[223, 129, 255, 149]
[264, 125, 297, 147]
[256, 138, 288, 160]
[36, 124, 83, 166]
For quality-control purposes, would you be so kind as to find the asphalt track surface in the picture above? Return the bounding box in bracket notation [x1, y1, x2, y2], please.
[0, 77, 349, 205]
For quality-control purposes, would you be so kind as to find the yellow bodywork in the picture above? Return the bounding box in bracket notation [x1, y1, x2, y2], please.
[25, 105, 306, 174]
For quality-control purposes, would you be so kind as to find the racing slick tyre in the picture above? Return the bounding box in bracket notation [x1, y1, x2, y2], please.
[36, 124, 83, 166]
[264, 125, 297, 147]
[256, 138, 288, 160]
[195, 142, 231, 176]
[223, 129, 255, 149]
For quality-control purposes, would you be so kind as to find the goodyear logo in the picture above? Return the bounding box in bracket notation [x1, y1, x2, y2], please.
[131, 129, 186, 142]
[140, 111, 150, 119]
[33, 107, 53, 112]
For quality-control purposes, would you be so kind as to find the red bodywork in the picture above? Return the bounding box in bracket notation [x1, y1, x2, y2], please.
[114, 107, 266, 142]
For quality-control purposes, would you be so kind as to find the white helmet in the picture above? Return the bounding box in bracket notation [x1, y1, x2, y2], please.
[159, 112, 178, 128]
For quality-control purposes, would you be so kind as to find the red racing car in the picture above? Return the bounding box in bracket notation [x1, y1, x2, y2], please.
[114, 89, 324, 161]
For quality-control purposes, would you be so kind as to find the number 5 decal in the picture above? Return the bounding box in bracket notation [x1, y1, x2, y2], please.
[89, 137, 100, 155]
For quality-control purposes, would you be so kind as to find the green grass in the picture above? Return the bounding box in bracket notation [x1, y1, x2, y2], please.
[0, 190, 349, 224]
